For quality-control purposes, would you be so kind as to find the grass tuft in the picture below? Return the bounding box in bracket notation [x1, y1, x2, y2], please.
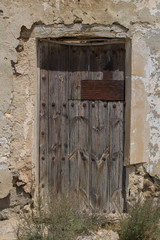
[118, 198, 160, 240]
[16, 192, 104, 240]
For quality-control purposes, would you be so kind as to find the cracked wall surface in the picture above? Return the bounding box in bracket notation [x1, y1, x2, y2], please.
[0, 0, 160, 217]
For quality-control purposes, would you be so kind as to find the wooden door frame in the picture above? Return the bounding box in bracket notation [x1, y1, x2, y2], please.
[37, 38, 131, 206]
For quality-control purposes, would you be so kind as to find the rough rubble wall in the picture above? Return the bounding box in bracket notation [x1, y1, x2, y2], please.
[0, 0, 160, 218]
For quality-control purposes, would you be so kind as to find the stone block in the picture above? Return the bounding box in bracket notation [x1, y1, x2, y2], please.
[0, 166, 12, 199]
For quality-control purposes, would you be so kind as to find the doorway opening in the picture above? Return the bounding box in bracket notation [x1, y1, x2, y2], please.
[38, 39, 126, 213]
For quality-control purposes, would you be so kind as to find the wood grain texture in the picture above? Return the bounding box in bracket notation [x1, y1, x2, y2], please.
[108, 101, 124, 212]
[39, 41, 49, 195]
[69, 46, 88, 100]
[81, 80, 125, 101]
[69, 100, 79, 192]
[48, 43, 69, 196]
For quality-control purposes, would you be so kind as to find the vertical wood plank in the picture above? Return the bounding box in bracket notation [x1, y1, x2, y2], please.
[78, 100, 89, 206]
[69, 46, 89, 203]
[98, 101, 109, 211]
[60, 45, 69, 195]
[89, 46, 104, 209]
[90, 100, 99, 208]
[90, 101, 109, 210]
[89, 44, 125, 212]
[78, 66, 89, 206]
[69, 100, 79, 192]
[69, 46, 88, 100]
[39, 41, 49, 195]
[48, 43, 69, 196]
[108, 101, 124, 212]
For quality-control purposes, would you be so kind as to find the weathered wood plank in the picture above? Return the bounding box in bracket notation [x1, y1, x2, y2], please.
[48, 43, 69, 196]
[108, 101, 124, 212]
[90, 101, 100, 208]
[69, 46, 88, 100]
[90, 101, 110, 210]
[88, 44, 125, 212]
[78, 100, 90, 206]
[98, 101, 109, 211]
[48, 43, 60, 193]
[39, 41, 49, 195]
[59, 44, 69, 195]
[81, 80, 125, 101]
[69, 100, 79, 193]
[89, 44, 125, 79]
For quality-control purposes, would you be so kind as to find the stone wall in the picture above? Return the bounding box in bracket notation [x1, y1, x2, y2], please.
[0, 0, 160, 219]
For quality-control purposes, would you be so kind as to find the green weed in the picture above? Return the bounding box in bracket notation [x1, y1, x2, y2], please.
[118, 198, 160, 240]
[16, 192, 103, 240]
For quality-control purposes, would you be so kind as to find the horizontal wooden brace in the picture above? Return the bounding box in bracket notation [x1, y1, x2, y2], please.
[81, 80, 125, 101]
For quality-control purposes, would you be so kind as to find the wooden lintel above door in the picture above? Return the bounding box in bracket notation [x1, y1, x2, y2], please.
[81, 80, 125, 101]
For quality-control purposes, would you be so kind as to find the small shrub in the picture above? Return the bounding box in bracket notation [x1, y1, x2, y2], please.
[16, 192, 103, 240]
[118, 198, 160, 240]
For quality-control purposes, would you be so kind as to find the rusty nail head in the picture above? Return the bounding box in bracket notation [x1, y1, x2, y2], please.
[42, 102, 46, 107]
[104, 103, 107, 108]
[71, 103, 74, 107]
[63, 103, 66, 107]
[41, 156, 45, 160]
[41, 131, 45, 135]
[42, 74, 46, 80]
[83, 103, 86, 107]
[113, 104, 116, 108]
[92, 103, 95, 108]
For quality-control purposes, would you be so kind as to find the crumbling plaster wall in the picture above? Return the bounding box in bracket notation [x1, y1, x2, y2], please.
[0, 0, 160, 217]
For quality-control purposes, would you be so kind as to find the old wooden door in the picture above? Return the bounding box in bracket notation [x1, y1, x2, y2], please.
[39, 40, 125, 212]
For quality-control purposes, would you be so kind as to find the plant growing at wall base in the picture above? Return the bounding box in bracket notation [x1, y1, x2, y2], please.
[118, 198, 160, 240]
[16, 191, 104, 240]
